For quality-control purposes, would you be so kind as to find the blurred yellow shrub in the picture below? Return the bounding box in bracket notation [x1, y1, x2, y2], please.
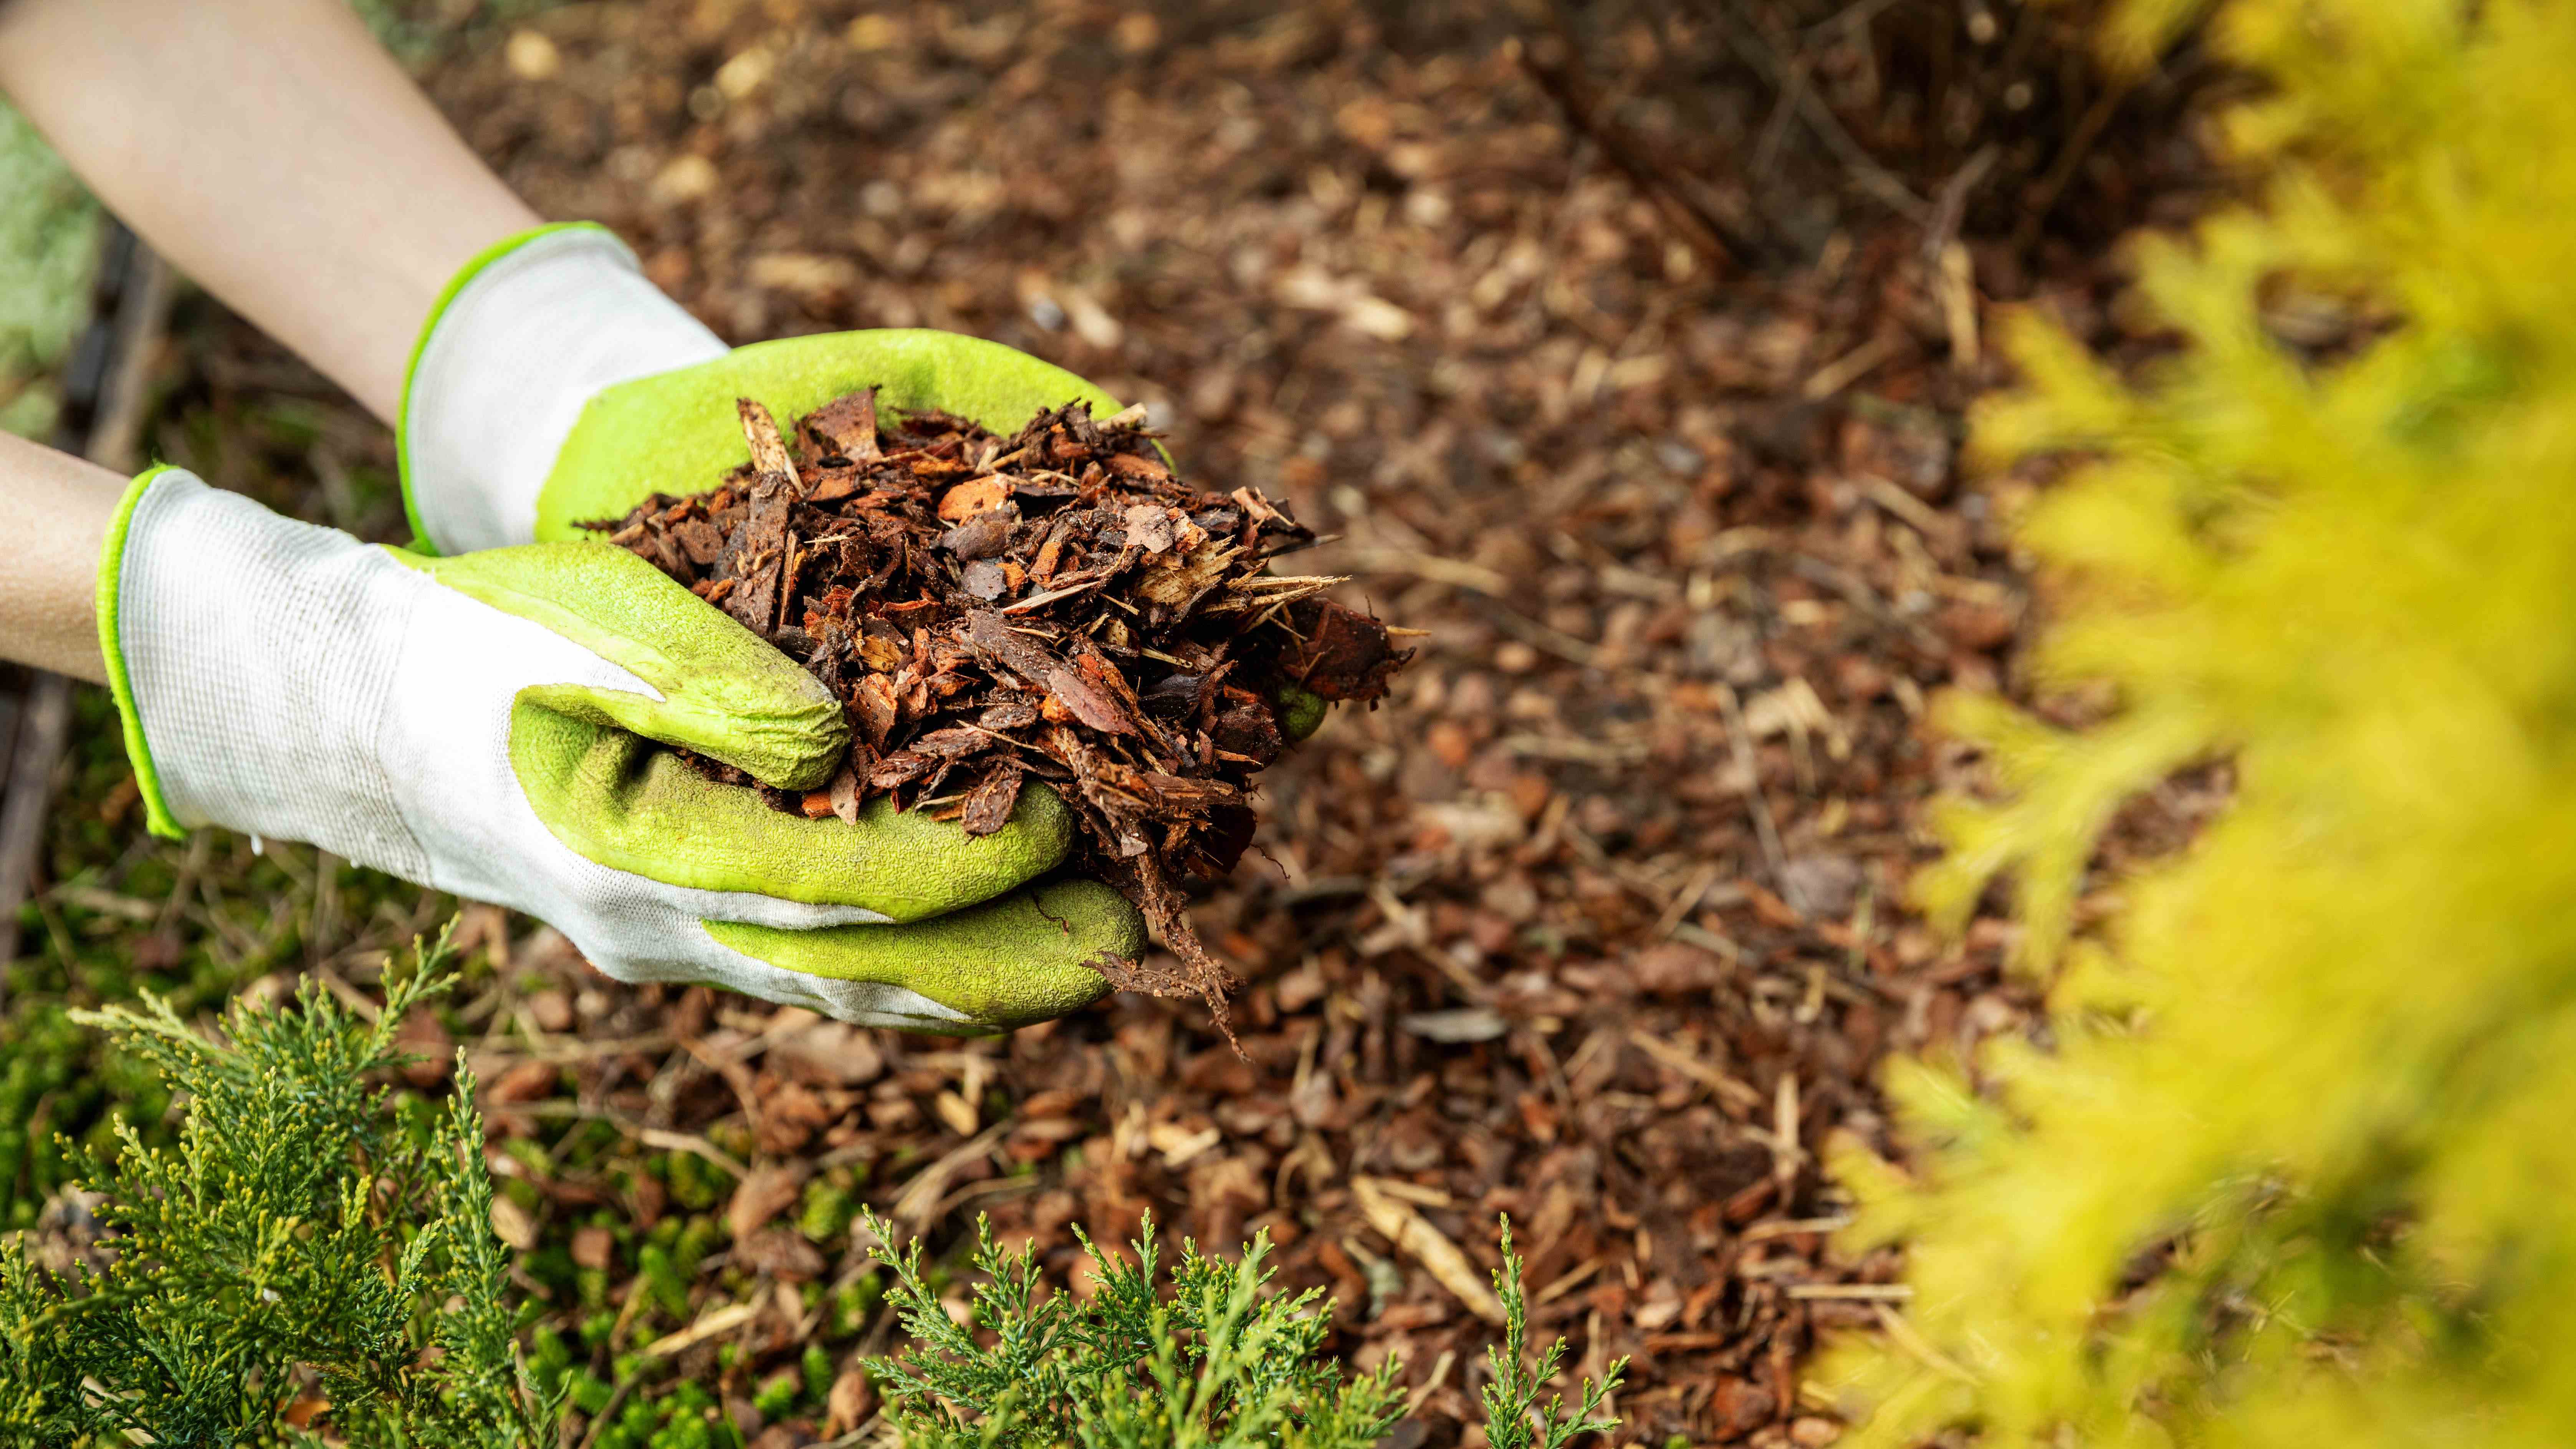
[1823, 1, 2576, 1444]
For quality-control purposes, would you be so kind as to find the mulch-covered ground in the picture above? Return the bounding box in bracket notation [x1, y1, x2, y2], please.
[12, 2, 2229, 1444]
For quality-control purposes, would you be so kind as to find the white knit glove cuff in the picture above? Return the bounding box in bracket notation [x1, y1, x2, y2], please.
[400, 224, 726, 554]
[106, 470, 431, 875]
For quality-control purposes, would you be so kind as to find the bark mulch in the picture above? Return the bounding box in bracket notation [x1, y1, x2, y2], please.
[589, 391, 1411, 1020]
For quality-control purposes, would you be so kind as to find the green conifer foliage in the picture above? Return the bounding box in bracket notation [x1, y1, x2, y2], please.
[0, 926, 563, 1445]
[861, 1210, 1621, 1449]
[1478, 1220, 1624, 1449]
[863, 1209, 1408, 1449]
[1824, 1, 2576, 1444]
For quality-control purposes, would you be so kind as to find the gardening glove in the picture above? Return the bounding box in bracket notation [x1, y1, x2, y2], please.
[398, 222, 1334, 739]
[95, 466, 1139, 1032]
[398, 222, 1135, 551]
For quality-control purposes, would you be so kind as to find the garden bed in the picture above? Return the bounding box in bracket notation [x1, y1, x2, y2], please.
[12, 3, 2225, 1444]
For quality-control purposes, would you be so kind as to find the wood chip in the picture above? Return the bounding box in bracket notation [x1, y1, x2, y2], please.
[641, 1301, 759, 1359]
[1352, 1175, 1507, 1325]
[726, 1162, 810, 1240]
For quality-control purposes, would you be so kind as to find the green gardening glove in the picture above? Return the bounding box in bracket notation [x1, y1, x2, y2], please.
[99, 466, 1138, 1032]
[394, 224, 1188, 1030]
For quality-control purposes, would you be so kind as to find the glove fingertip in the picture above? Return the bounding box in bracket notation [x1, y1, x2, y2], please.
[703, 875, 1137, 1033]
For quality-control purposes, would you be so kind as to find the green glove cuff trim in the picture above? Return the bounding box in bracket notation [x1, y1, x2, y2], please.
[705, 877, 1135, 1032]
[388, 541, 850, 789]
[395, 220, 620, 556]
[507, 703, 1075, 917]
[535, 329, 1126, 541]
[96, 465, 184, 840]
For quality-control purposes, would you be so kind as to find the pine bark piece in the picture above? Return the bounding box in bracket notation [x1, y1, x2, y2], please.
[960, 762, 1024, 836]
[717, 398, 803, 634]
[738, 396, 801, 487]
[670, 516, 725, 565]
[963, 610, 1134, 737]
[938, 477, 1010, 520]
[1352, 1176, 1509, 1325]
[801, 386, 880, 461]
[1209, 704, 1284, 765]
[850, 674, 899, 747]
[1282, 597, 1413, 701]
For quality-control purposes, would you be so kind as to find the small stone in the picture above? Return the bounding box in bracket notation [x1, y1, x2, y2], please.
[396, 1011, 453, 1089]
[487, 1060, 559, 1105]
[714, 47, 773, 100]
[825, 1367, 875, 1434]
[735, 1226, 827, 1280]
[770, 1021, 885, 1087]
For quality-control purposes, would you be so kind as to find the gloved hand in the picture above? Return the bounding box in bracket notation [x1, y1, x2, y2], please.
[95, 466, 1138, 1032]
[397, 223, 1128, 550]
[391, 223, 1328, 1031]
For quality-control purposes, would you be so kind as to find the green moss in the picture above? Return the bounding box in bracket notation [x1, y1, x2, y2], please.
[636, 1243, 690, 1323]
[570, 1372, 617, 1416]
[753, 1368, 800, 1419]
[579, 1309, 619, 1350]
[665, 1151, 726, 1210]
[795, 1178, 854, 1244]
[801, 1341, 835, 1401]
[675, 1216, 720, 1276]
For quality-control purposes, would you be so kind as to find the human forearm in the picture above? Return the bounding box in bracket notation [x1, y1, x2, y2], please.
[0, 0, 540, 421]
[0, 430, 125, 683]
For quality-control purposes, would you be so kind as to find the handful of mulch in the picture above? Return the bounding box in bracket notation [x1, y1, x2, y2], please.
[585, 390, 1413, 1029]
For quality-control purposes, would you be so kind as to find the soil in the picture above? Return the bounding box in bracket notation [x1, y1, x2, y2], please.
[41, 3, 2230, 1446]
[587, 390, 1413, 1022]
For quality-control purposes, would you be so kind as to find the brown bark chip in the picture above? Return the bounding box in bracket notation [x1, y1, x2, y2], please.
[800, 386, 880, 461]
[586, 394, 1415, 1033]
[961, 762, 1026, 836]
[725, 1163, 809, 1241]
